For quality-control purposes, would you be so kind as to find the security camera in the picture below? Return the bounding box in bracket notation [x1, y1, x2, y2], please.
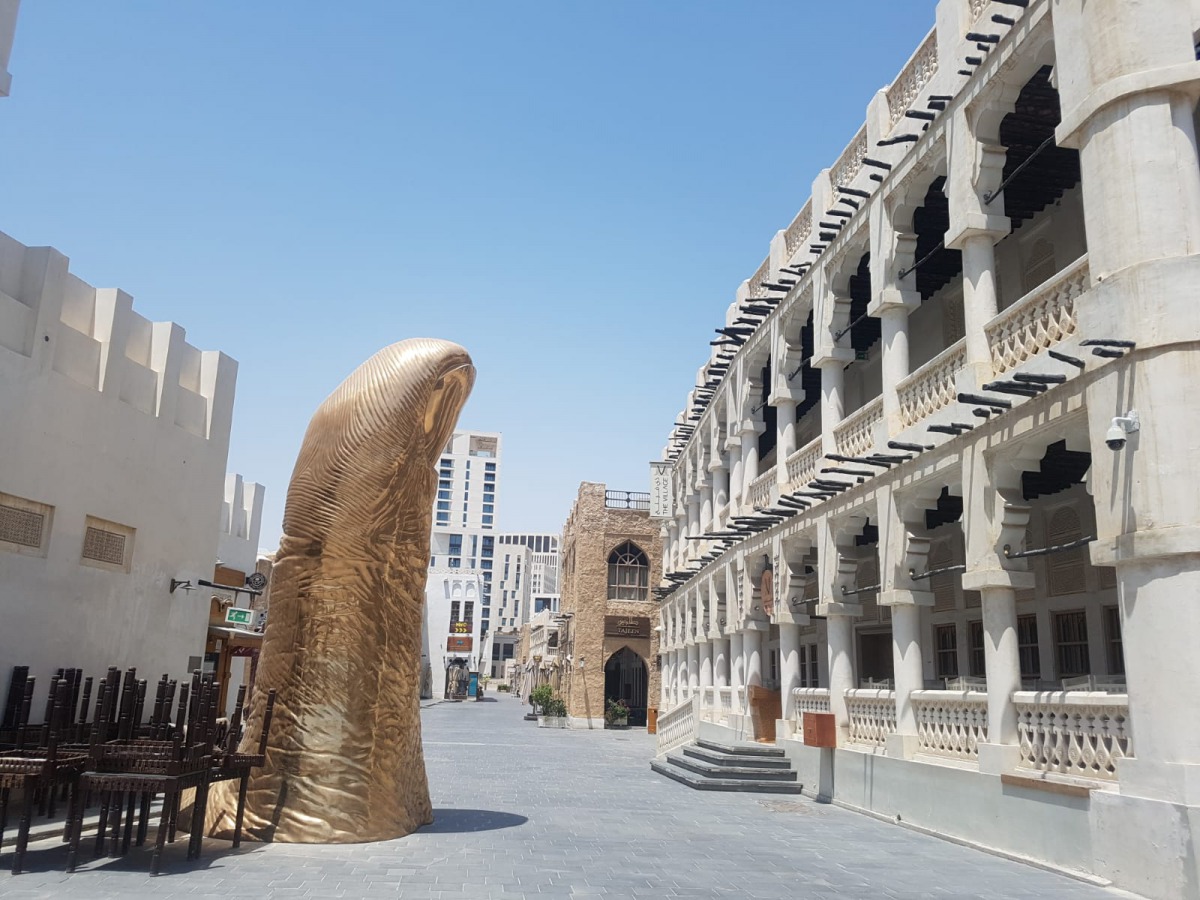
[1105, 410, 1140, 451]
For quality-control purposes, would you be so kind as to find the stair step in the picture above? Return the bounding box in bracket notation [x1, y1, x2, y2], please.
[668, 754, 797, 781]
[650, 759, 803, 794]
[683, 745, 792, 769]
[695, 738, 785, 758]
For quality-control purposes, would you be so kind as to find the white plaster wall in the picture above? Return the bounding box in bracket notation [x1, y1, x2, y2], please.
[0, 232, 237, 714]
[424, 569, 485, 696]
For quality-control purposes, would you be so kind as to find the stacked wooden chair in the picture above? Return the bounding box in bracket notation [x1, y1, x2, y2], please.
[67, 668, 219, 875]
[208, 684, 277, 848]
[0, 676, 91, 874]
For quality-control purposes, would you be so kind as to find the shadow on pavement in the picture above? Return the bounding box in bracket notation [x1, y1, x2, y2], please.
[419, 808, 527, 834]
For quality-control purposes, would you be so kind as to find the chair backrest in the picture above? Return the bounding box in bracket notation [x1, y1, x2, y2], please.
[257, 690, 278, 756]
[2, 666, 30, 730]
[13, 677, 35, 749]
[224, 685, 248, 754]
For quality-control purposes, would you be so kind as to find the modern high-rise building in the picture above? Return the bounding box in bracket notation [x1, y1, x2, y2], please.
[421, 431, 501, 697]
[484, 534, 560, 679]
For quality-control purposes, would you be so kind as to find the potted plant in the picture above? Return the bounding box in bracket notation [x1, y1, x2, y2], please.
[529, 684, 554, 716]
[605, 698, 630, 729]
[537, 693, 569, 728]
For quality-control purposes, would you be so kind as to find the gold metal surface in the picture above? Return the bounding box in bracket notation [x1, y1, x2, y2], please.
[205, 338, 474, 843]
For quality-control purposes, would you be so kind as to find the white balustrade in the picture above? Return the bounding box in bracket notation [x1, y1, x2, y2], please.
[834, 397, 883, 458]
[785, 437, 823, 490]
[745, 468, 776, 511]
[830, 125, 868, 194]
[791, 687, 832, 739]
[987, 255, 1088, 376]
[845, 689, 897, 748]
[656, 694, 700, 757]
[1013, 691, 1132, 781]
[784, 201, 812, 260]
[886, 29, 939, 128]
[896, 339, 966, 428]
[912, 690, 989, 761]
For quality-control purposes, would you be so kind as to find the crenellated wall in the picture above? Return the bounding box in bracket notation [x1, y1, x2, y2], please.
[0, 228, 239, 705]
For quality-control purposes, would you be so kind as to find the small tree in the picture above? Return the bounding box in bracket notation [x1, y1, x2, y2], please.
[530, 683, 554, 715]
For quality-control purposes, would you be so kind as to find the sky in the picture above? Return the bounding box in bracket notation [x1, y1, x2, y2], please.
[0, 2, 937, 548]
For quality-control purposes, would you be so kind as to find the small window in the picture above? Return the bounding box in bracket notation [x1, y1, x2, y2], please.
[483, 504, 494, 514]
[968, 620, 985, 678]
[485, 462, 496, 471]
[449, 558, 461, 568]
[438, 490, 451, 500]
[1054, 610, 1090, 678]
[81, 516, 134, 572]
[482, 515, 493, 526]
[1018, 614, 1040, 678]
[1104, 606, 1124, 675]
[935, 624, 958, 679]
[436, 501, 450, 511]
[436, 512, 449, 524]
[438, 480, 451, 490]
[0, 492, 53, 557]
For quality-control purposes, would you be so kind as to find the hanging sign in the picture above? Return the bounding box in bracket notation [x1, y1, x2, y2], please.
[760, 569, 775, 618]
[649, 461, 673, 519]
[605, 615, 651, 639]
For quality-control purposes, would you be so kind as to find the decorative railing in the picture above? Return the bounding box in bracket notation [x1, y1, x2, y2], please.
[792, 688, 832, 738]
[746, 469, 776, 511]
[830, 125, 868, 194]
[785, 437, 823, 489]
[846, 689, 897, 748]
[970, 0, 989, 19]
[896, 339, 966, 428]
[784, 201, 812, 259]
[987, 255, 1088, 377]
[605, 490, 650, 510]
[749, 257, 772, 299]
[886, 29, 939, 127]
[716, 686, 733, 713]
[1013, 691, 1132, 781]
[656, 695, 699, 757]
[834, 397, 883, 458]
[912, 690, 989, 761]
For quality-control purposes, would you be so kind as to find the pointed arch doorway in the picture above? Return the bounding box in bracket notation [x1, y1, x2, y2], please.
[604, 646, 648, 727]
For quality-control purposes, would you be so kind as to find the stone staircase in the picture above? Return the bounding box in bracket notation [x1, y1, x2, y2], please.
[650, 738, 802, 793]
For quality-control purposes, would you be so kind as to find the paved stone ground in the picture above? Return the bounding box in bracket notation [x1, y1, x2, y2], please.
[0, 692, 1139, 899]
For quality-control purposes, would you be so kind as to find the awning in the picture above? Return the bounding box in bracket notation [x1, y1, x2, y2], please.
[207, 625, 264, 650]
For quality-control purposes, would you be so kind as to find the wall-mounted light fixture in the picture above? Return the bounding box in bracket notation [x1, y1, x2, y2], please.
[169, 578, 195, 594]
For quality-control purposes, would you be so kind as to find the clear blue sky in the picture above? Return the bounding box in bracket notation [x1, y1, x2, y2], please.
[1, 2, 936, 548]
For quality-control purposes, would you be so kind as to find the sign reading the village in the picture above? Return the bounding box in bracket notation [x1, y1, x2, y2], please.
[605, 615, 651, 639]
[224, 607, 254, 627]
[447, 636, 473, 652]
[649, 461, 673, 519]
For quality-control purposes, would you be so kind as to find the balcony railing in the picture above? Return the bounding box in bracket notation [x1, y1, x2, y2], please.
[834, 397, 883, 458]
[987, 255, 1088, 377]
[745, 469, 776, 511]
[911, 690, 989, 761]
[846, 689, 897, 748]
[784, 201, 812, 259]
[886, 29, 939, 129]
[605, 490, 650, 510]
[1013, 691, 1131, 781]
[830, 124, 868, 194]
[785, 437, 823, 490]
[791, 687, 832, 739]
[896, 339, 966, 429]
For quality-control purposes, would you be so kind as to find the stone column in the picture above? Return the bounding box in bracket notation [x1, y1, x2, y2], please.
[959, 234, 1005, 385]
[778, 622, 802, 721]
[713, 637, 730, 688]
[662, 651, 673, 707]
[739, 419, 763, 508]
[709, 451, 729, 530]
[817, 359, 845, 458]
[879, 307, 910, 430]
[699, 476, 714, 539]
[774, 397, 798, 479]
[686, 496, 701, 562]
[727, 438, 743, 516]
[816, 516, 863, 740]
[743, 629, 763, 692]
[666, 520, 679, 574]
[729, 631, 744, 714]
[699, 641, 713, 690]
[686, 642, 699, 696]
[961, 445, 1036, 773]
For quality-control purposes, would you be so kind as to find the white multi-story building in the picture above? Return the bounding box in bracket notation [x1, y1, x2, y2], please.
[422, 431, 501, 695]
[651, 3, 1200, 899]
[0, 228, 240, 703]
[484, 534, 561, 678]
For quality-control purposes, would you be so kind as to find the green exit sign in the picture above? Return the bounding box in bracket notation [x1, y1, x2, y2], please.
[225, 608, 254, 627]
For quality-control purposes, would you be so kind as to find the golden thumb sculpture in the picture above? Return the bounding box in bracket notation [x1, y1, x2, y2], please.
[205, 338, 475, 843]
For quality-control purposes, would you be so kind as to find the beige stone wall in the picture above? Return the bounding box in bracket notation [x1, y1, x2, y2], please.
[556, 483, 663, 723]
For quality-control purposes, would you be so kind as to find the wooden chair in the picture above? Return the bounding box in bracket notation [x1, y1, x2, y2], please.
[208, 687, 277, 848]
[0, 678, 89, 874]
[68, 671, 219, 875]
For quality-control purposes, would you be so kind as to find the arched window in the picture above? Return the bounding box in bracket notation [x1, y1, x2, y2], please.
[608, 541, 649, 601]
